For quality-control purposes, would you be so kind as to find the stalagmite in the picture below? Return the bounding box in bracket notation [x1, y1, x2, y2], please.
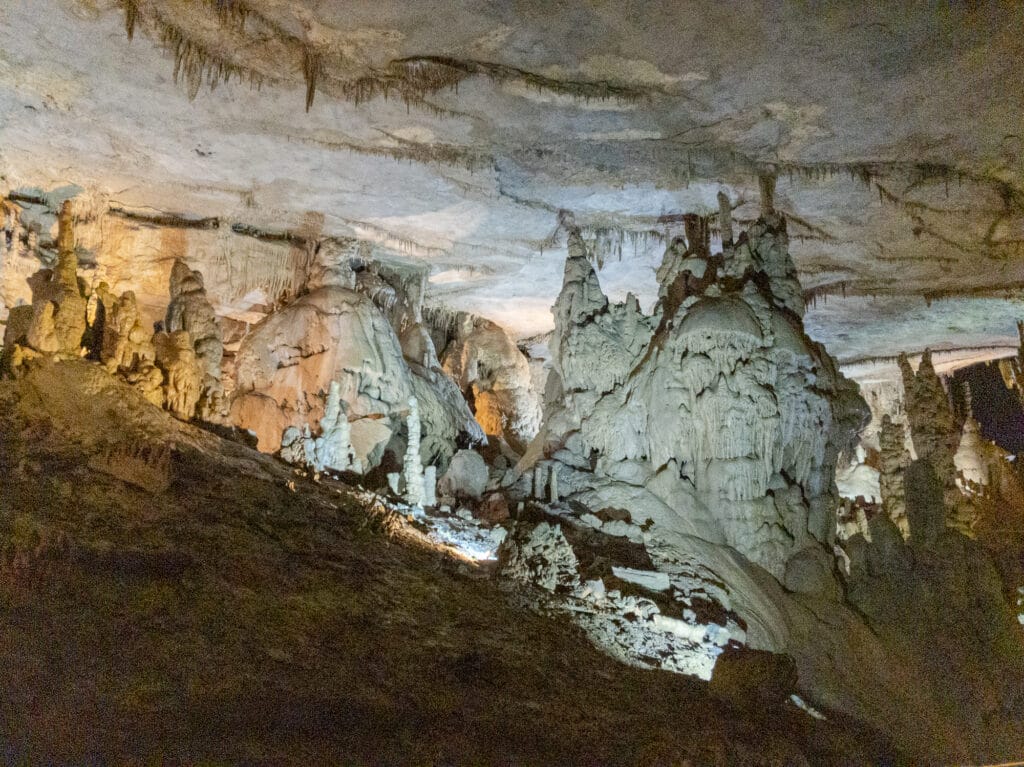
[24, 201, 87, 359]
[898, 349, 973, 533]
[717, 190, 734, 246]
[954, 413, 989, 488]
[404, 396, 426, 507]
[166, 260, 225, 420]
[536, 211, 868, 579]
[154, 330, 203, 420]
[387, 472, 401, 495]
[99, 287, 159, 391]
[423, 466, 437, 507]
[281, 380, 361, 474]
[878, 415, 911, 538]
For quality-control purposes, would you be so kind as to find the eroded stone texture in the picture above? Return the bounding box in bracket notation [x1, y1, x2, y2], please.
[533, 212, 868, 580]
[898, 349, 975, 534]
[96, 285, 164, 407]
[439, 448, 488, 500]
[280, 380, 360, 474]
[430, 310, 541, 454]
[154, 330, 203, 420]
[878, 414, 911, 537]
[231, 266, 480, 472]
[166, 260, 225, 420]
[24, 201, 87, 358]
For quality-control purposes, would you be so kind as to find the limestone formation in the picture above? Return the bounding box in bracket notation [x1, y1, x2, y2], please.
[154, 330, 203, 420]
[898, 350, 959, 480]
[431, 310, 542, 453]
[99, 286, 154, 373]
[23, 201, 87, 358]
[279, 380, 360, 474]
[954, 389, 992, 489]
[166, 260, 225, 420]
[403, 396, 426, 507]
[0, 304, 34, 376]
[498, 522, 580, 593]
[533, 211, 868, 579]
[438, 449, 488, 500]
[898, 350, 974, 534]
[231, 274, 480, 472]
[92, 284, 166, 406]
[878, 414, 911, 537]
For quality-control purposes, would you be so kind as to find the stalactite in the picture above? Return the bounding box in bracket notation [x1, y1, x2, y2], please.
[152, 12, 266, 99]
[303, 47, 321, 112]
[122, 0, 139, 41]
[802, 281, 850, 307]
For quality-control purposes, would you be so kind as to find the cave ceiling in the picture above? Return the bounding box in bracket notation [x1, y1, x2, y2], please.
[2, 0, 1023, 359]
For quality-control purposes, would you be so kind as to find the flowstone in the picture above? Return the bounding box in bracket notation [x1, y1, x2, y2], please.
[231, 246, 480, 472]
[531, 210, 868, 580]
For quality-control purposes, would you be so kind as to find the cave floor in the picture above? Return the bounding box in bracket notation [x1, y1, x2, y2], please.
[0, 365, 898, 766]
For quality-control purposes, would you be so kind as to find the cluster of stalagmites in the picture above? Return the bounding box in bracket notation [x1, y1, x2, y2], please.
[847, 350, 993, 542]
[527, 204, 868, 583]
[1, 202, 223, 423]
[0, 195, 538, 504]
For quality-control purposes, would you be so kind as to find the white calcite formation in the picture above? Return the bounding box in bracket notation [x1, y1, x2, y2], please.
[438, 448, 489, 500]
[403, 396, 427, 508]
[231, 246, 480, 472]
[532, 211, 868, 582]
[280, 380, 360, 474]
[954, 390, 992, 490]
[498, 520, 741, 680]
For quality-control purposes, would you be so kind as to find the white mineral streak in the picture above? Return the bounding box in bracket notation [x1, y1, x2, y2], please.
[279, 380, 360, 473]
[498, 521, 740, 680]
[404, 396, 426, 508]
[423, 466, 437, 507]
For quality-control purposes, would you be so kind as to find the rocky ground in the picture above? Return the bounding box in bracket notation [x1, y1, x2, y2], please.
[0, 360, 900, 766]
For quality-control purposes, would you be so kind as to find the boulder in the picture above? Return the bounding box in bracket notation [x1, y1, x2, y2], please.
[709, 646, 798, 710]
[439, 449, 488, 499]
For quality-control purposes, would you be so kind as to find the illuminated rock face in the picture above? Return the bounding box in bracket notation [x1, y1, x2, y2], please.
[432, 312, 542, 454]
[230, 278, 481, 472]
[537, 213, 868, 580]
[21, 201, 87, 359]
[154, 329, 203, 420]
